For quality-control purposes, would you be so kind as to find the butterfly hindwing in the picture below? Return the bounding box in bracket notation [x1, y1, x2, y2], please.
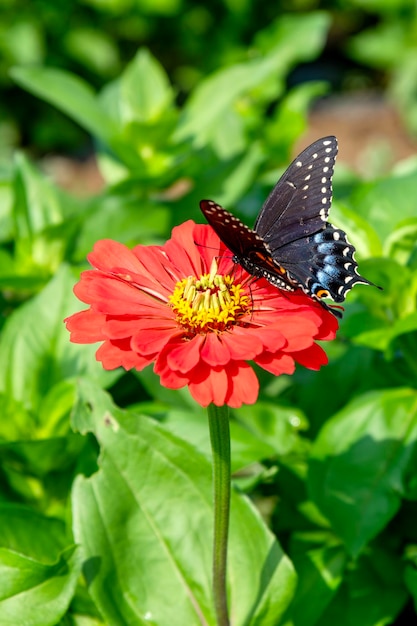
[274, 224, 373, 302]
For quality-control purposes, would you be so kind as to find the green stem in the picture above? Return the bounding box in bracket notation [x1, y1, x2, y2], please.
[207, 403, 231, 626]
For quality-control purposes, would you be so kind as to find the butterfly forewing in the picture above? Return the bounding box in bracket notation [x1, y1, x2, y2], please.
[199, 200, 268, 260]
[255, 136, 338, 249]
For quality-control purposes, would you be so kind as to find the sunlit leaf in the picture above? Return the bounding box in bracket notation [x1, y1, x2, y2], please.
[0, 546, 81, 626]
[309, 388, 417, 556]
[72, 380, 297, 626]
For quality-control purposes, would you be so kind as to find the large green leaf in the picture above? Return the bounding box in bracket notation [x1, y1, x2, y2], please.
[11, 66, 118, 145]
[0, 266, 116, 411]
[71, 379, 296, 626]
[308, 388, 417, 556]
[0, 546, 81, 626]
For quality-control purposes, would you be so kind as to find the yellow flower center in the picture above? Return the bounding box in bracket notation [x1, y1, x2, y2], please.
[169, 258, 251, 334]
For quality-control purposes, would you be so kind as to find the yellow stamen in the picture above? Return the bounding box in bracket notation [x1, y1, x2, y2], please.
[169, 262, 251, 334]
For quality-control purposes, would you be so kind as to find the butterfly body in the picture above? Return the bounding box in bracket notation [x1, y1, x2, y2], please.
[200, 136, 376, 318]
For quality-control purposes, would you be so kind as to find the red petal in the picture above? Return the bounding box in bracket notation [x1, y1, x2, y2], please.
[155, 351, 190, 390]
[246, 326, 287, 351]
[165, 221, 206, 276]
[74, 272, 165, 314]
[88, 239, 146, 273]
[133, 245, 180, 292]
[293, 343, 329, 370]
[255, 352, 295, 376]
[131, 327, 180, 355]
[96, 340, 153, 371]
[225, 327, 264, 360]
[271, 316, 318, 352]
[166, 335, 204, 373]
[224, 362, 259, 407]
[188, 365, 228, 407]
[64, 309, 107, 343]
[200, 333, 231, 366]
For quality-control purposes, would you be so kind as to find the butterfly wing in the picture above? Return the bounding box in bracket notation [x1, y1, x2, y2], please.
[273, 224, 375, 302]
[253, 136, 375, 301]
[200, 199, 299, 291]
[199, 199, 268, 260]
[255, 136, 337, 248]
[200, 136, 379, 318]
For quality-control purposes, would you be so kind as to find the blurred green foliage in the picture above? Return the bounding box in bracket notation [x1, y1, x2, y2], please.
[0, 3, 417, 625]
[2, 0, 417, 155]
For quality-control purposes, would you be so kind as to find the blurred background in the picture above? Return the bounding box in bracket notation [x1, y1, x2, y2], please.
[1, 2, 417, 625]
[2, 0, 417, 189]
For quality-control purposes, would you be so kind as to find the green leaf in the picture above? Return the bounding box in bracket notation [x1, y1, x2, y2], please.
[331, 200, 383, 259]
[0, 434, 84, 477]
[72, 195, 170, 261]
[94, 50, 178, 175]
[0, 266, 116, 411]
[282, 534, 347, 626]
[342, 258, 417, 351]
[13, 153, 63, 240]
[308, 388, 417, 556]
[404, 558, 417, 613]
[11, 66, 118, 144]
[0, 393, 34, 440]
[11, 153, 81, 276]
[0, 546, 82, 626]
[119, 49, 174, 124]
[64, 27, 120, 76]
[384, 218, 417, 265]
[71, 380, 296, 626]
[158, 403, 278, 472]
[175, 13, 329, 153]
[0, 504, 65, 560]
[265, 82, 329, 154]
[316, 545, 407, 626]
[347, 22, 405, 69]
[348, 163, 417, 244]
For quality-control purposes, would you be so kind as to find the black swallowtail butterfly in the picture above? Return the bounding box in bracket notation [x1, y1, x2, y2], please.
[200, 136, 378, 318]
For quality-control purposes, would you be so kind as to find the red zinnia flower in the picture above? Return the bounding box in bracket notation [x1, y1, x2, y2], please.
[65, 220, 338, 408]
